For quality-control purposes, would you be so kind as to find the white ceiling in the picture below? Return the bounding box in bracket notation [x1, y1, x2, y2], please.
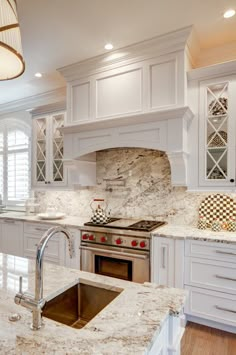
[0, 0, 236, 106]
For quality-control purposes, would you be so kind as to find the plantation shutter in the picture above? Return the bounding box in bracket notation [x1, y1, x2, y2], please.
[0, 131, 3, 201]
[7, 129, 30, 203]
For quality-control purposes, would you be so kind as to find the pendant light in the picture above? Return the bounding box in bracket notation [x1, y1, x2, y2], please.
[0, 0, 25, 80]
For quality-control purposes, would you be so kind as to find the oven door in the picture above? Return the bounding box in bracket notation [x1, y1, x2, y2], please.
[80, 244, 150, 283]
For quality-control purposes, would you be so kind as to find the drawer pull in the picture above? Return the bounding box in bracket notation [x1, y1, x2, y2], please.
[215, 305, 236, 314]
[34, 243, 48, 249]
[215, 274, 236, 282]
[35, 227, 48, 232]
[162, 246, 166, 268]
[215, 250, 236, 256]
[3, 219, 15, 224]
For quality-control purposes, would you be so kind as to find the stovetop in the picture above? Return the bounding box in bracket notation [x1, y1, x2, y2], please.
[84, 218, 166, 232]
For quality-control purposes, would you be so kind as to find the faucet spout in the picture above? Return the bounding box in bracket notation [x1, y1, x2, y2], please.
[35, 226, 73, 302]
[15, 226, 73, 330]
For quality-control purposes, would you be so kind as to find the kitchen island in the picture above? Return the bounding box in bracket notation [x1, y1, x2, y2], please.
[0, 253, 186, 354]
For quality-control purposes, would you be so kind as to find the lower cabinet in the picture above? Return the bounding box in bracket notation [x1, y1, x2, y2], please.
[151, 237, 184, 288]
[23, 222, 80, 268]
[149, 315, 185, 355]
[0, 219, 24, 257]
[152, 237, 236, 333]
[184, 240, 236, 333]
[24, 222, 63, 265]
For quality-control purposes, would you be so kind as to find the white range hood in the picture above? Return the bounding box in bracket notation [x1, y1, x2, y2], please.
[59, 26, 196, 186]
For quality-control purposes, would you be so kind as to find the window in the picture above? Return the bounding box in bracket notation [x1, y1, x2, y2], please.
[0, 119, 31, 206]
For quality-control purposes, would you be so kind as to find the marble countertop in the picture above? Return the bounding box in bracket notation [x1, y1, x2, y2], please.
[1, 211, 236, 244]
[0, 253, 186, 354]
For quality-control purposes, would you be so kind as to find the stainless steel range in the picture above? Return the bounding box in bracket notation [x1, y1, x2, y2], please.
[80, 218, 166, 283]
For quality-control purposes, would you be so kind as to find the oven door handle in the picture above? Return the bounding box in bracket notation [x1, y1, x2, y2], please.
[80, 246, 149, 260]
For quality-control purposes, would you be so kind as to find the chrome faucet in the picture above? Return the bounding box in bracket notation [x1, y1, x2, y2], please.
[15, 226, 73, 330]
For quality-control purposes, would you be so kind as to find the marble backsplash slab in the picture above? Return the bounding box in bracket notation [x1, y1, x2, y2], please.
[35, 148, 236, 226]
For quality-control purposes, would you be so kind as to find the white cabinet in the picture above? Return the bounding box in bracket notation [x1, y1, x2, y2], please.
[23, 222, 80, 268]
[199, 75, 236, 187]
[23, 222, 64, 265]
[184, 240, 236, 332]
[149, 316, 185, 355]
[32, 111, 67, 189]
[187, 61, 236, 191]
[151, 237, 184, 288]
[60, 43, 187, 126]
[0, 219, 23, 257]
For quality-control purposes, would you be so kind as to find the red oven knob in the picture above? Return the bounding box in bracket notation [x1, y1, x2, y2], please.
[89, 234, 95, 241]
[140, 241, 146, 248]
[82, 233, 89, 240]
[131, 240, 138, 247]
[101, 236, 107, 243]
[115, 238, 123, 245]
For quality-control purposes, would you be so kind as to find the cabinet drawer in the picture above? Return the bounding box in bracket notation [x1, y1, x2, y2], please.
[24, 233, 60, 259]
[185, 257, 236, 294]
[185, 286, 236, 328]
[185, 240, 236, 263]
[24, 222, 52, 236]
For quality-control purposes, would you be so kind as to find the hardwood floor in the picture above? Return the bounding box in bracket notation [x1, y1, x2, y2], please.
[181, 322, 236, 355]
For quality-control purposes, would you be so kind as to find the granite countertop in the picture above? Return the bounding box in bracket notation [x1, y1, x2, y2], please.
[152, 224, 236, 244]
[0, 253, 186, 354]
[1, 211, 236, 244]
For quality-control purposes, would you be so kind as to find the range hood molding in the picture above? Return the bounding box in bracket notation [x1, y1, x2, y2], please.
[58, 26, 197, 187]
[62, 106, 194, 186]
[60, 106, 193, 134]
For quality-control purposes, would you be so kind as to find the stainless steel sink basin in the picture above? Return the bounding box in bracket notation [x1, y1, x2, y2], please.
[42, 282, 121, 329]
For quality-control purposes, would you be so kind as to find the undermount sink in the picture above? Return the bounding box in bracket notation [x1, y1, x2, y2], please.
[42, 282, 121, 329]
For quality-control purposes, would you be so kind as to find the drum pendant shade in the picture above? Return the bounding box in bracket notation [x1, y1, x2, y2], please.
[0, 0, 25, 80]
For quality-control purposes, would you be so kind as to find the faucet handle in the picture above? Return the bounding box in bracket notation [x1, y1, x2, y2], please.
[14, 276, 23, 305]
[18, 276, 23, 294]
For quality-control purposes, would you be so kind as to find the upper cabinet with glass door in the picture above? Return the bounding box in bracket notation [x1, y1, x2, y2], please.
[199, 76, 236, 187]
[32, 111, 67, 189]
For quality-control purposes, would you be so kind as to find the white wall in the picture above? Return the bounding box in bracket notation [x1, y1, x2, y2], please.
[0, 110, 32, 127]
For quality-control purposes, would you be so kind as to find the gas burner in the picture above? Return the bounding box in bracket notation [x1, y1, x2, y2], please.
[128, 220, 166, 232]
[84, 219, 166, 232]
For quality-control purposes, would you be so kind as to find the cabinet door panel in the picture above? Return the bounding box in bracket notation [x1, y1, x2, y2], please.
[151, 237, 174, 287]
[96, 68, 142, 118]
[1, 220, 23, 257]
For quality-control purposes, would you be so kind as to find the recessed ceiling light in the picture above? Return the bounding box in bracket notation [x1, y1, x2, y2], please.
[223, 9, 235, 18]
[104, 43, 113, 50]
[35, 72, 42, 78]
[25, 108, 35, 112]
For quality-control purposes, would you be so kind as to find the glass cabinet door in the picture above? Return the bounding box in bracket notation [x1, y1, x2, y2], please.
[51, 112, 65, 184]
[205, 82, 228, 181]
[35, 117, 47, 183]
[33, 111, 67, 188]
[199, 76, 236, 187]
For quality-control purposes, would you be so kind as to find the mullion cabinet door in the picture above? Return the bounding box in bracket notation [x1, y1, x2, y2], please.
[32, 111, 67, 189]
[199, 75, 236, 187]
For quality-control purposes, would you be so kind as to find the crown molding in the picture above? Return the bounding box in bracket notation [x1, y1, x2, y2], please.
[58, 26, 194, 82]
[0, 87, 66, 116]
[188, 59, 236, 81]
